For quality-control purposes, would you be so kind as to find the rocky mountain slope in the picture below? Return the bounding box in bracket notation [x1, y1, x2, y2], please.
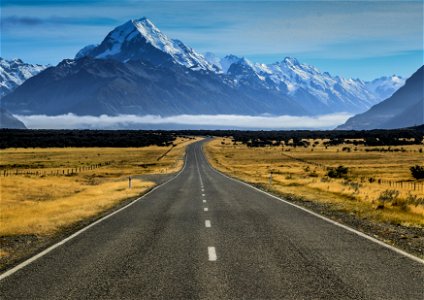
[0, 107, 26, 129]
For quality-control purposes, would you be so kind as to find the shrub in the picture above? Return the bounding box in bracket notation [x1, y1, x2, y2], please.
[406, 194, 424, 207]
[378, 190, 400, 207]
[410, 165, 424, 179]
[327, 165, 348, 178]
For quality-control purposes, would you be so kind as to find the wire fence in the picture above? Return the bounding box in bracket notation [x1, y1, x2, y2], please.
[1, 162, 112, 177]
[280, 152, 424, 192]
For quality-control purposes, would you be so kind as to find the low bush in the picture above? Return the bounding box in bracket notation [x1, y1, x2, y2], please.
[378, 189, 400, 208]
[410, 165, 424, 179]
[327, 165, 348, 178]
[406, 194, 424, 206]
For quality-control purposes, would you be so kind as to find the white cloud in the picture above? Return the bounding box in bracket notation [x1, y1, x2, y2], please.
[17, 113, 352, 130]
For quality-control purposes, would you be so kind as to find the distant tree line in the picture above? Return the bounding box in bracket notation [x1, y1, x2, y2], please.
[0, 130, 177, 148]
[198, 127, 423, 147]
[1, 125, 423, 148]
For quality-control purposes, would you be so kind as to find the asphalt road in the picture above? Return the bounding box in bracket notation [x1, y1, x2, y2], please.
[1, 140, 423, 299]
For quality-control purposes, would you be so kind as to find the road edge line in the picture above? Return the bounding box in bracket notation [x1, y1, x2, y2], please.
[201, 144, 424, 265]
[0, 146, 191, 281]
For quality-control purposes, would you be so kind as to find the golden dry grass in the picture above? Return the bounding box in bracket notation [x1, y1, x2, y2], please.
[205, 138, 424, 227]
[0, 137, 201, 240]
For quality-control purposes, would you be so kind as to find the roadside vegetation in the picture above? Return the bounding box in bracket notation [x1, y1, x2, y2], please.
[0, 137, 200, 269]
[205, 138, 424, 227]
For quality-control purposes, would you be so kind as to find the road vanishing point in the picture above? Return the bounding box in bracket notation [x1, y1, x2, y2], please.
[1, 140, 423, 299]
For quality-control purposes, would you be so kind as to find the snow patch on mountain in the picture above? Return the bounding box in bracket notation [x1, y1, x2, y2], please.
[204, 53, 243, 73]
[75, 44, 98, 60]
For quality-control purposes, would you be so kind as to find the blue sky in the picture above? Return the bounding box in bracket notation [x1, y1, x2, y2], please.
[1, 0, 423, 80]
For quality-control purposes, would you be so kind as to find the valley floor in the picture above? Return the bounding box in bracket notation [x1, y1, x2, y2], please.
[0, 137, 200, 270]
[204, 138, 424, 258]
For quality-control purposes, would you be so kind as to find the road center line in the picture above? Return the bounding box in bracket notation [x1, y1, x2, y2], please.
[193, 147, 204, 187]
[204, 207, 208, 212]
[208, 247, 217, 261]
[202, 193, 205, 197]
[205, 220, 211, 228]
[203, 199, 206, 203]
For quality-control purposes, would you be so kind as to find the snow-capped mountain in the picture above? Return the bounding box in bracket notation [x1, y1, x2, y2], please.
[206, 55, 380, 113]
[204, 52, 406, 113]
[75, 18, 402, 114]
[365, 75, 405, 100]
[2, 56, 305, 116]
[76, 18, 218, 72]
[3, 18, 408, 119]
[0, 58, 47, 97]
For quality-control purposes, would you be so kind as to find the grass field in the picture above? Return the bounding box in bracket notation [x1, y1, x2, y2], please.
[0, 137, 200, 266]
[205, 138, 424, 227]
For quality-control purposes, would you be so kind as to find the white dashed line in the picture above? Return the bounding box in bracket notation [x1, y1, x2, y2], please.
[205, 220, 211, 228]
[204, 207, 208, 212]
[201, 188, 204, 192]
[202, 193, 205, 197]
[208, 247, 217, 261]
[194, 148, 204, 187]
[203, 200, 206, 203]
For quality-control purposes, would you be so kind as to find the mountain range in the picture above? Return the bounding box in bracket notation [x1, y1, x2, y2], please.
[0, 58, 47, 97]
[337, 66, 423, 130]
[1, 17, 408, 122]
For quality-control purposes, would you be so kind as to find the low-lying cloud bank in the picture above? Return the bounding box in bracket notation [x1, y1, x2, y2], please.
[17, 113, 352, 130]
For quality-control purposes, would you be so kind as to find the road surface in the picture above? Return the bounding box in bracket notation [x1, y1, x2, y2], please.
[1, 140, 423, 299]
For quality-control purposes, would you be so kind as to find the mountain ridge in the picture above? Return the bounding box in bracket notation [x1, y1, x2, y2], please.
[0, 107, 26, 129]
[337, 66, 423, 130]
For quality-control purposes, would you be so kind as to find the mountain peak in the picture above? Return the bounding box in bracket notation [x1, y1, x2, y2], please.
[131, 17, 164, 46]
[283, 57, 300, 66]
[366, 73, 406, 100]
[74, 17, 215, 71]
[132, 17, 156, 29]
[224, 54, 241, 60]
